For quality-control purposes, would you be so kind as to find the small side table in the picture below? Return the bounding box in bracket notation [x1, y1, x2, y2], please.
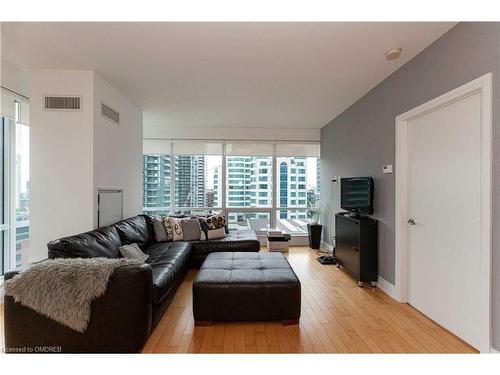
[266, 233, 291, 252]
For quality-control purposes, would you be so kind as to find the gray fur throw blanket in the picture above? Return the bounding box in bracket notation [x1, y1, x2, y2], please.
[4, 257, 138, 333]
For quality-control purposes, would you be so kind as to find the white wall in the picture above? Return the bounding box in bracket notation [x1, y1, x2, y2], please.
[1, 60, 30, 98]
[30, 70, 143, 261]
[30, 70, 94, 261]
[92, 72, 143, 225]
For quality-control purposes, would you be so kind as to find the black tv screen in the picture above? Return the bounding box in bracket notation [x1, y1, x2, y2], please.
[340, 177, 374, 215]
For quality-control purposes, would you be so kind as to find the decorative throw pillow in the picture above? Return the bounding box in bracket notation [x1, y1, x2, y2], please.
[153, 216, 170, 242]
[119, 243, 149, 262]
[163, 216, 183, 241]
[207, 213, 226, 229]
[206, 227, 226, 240]
[198, 214, 227, 240]
[181, 218, 202, 241]
[198, 219, 209, 240]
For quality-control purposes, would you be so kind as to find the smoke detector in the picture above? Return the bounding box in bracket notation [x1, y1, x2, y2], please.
[385, 48, 402, 61]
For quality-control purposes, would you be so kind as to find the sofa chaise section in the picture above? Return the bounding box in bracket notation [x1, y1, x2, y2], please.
[189, 229, 260, 267]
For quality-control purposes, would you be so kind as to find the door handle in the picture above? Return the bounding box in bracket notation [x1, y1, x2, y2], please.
[408, 218, 416, 225]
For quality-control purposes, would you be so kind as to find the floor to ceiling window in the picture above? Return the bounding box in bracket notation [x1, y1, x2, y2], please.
[143, 140, 223, 217]
[1, 116, 7, 275]
[142, 140, 319, 236]
[275, 142, 320, 234]
[1, 88, 30, 276]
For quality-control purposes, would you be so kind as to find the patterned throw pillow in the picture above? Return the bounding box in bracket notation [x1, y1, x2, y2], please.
[203, 213, 226, 229]
[198, 213, 226, 240]
[163, 216, 184, 241]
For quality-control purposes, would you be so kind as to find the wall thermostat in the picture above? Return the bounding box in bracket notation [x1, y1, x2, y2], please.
[383, 165, 393, 174]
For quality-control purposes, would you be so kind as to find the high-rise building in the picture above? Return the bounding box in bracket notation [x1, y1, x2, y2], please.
[175, 155, 206, 208]
[143, 155, 171, 210]
[206, 189, 215, 207]
[277, 157, 308, 220]
[226, 156, 272, 223]
[213, 166, 220, 207]
[316, 158, 321, 196]
[143, 154, 315, 229]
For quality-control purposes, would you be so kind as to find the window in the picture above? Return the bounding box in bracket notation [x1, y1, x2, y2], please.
[276, 209, 310, 233]
[1, 94, 30, 276]
[174, 154, 222, 212]
[15, 119, 30, 267]
[275, 146, 320, 233]
[143, 154, 171, 213]
[1, 117, 6, 275]
[143, 140, 222, 216]
[227, 211, 271, 234]
[226, 156, 272, 208]
[142, 140, 319, 236]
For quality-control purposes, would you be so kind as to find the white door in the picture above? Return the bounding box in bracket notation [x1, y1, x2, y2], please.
[407, 91, 481, 349]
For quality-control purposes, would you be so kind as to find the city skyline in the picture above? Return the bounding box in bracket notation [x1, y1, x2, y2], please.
[204, 155, 319, 191]
[143, 154, 320, 234]
[144, 155, 319, 209]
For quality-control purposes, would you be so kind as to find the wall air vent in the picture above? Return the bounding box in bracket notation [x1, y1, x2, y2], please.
[101, 102, 120, 125]
[44, 95, 81, 111]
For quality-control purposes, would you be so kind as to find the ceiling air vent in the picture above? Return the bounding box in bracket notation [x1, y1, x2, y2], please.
[44, 95, 81, 111]
[101, 102, 120, 125]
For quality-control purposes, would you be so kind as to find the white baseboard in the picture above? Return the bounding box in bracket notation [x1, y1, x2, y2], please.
[377, 276, 397, 300]
[491, 347, 499, 354]
[320, 241, 333, 252]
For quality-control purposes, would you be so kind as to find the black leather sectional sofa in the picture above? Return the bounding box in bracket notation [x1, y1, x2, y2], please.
[4, 214, 260, 353]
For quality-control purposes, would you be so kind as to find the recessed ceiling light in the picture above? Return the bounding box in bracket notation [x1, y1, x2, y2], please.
[385, 48, 402, 61]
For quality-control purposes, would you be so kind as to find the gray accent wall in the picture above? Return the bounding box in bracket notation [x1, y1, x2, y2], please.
[320, 22, 500, 349]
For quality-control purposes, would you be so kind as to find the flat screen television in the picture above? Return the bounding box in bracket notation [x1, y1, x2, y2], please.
[340, 177, 374, 216]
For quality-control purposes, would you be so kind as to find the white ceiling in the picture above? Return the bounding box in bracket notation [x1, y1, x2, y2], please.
[2, 22, 455, 129]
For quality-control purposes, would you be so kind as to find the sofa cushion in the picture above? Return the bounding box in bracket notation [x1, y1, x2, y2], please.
[119, 243, 149, 262]
[145, 241, 192, 304]
[181, 219, 202, 241]
[189, 229, 260, 258]
[163, 216, 184, 241]
[206, 227, 226, 240]
[152, 216, 170, 242]
[47, 225, 122, 259]
[113, 215, 152, 249]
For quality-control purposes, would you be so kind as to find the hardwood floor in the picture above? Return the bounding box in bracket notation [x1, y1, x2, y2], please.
[0, 246, 477, 353]
[142, 247, 477, 354]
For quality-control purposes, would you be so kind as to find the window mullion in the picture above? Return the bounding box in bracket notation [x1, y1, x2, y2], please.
[222, 141, 227, 218]
[271, 142, 277, 229]
[170, 141, 175, 215]
[7, 111, 17, 270]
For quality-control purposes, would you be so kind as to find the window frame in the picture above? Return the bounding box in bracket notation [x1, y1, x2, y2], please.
[143, 140, 320, 236]
[1, 100, 30, 277]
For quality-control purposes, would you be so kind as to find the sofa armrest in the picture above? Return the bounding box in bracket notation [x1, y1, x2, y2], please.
[4, 262, 153, 353]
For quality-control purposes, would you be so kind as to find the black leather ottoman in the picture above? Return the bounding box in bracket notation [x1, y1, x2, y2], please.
[192, 252, 301, 325]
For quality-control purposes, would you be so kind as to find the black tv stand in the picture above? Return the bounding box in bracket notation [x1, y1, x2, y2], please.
[344, 212, 360, 218]
[335, 212, 378, 287]
[344, 212, 370, 219]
